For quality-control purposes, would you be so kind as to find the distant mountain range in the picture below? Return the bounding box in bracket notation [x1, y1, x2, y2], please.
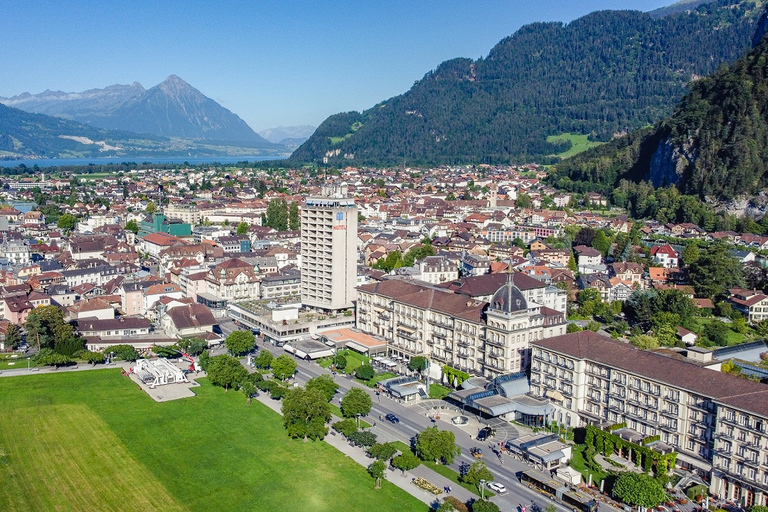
[290, 0, 766, 166]
[0, 102, 287, 161]
[258, 125, 316, 146]
[1, 75, 276, 148]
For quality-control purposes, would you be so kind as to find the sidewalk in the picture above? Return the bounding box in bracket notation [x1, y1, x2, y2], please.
[253, 391, 489, 508]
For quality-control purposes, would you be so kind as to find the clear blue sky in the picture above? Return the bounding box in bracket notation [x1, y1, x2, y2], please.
[0, 0, 673, 132]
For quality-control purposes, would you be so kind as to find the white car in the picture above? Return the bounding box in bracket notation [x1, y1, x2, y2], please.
[486, 482, 507, 494]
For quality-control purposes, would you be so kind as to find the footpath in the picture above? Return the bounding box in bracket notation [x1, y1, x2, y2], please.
[253, 391, 486, 509]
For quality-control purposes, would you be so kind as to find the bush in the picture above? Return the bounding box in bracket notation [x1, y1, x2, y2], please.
[442, 496, 470, 512]
[335, 354, 347, 370]
[472, 500, 500, 512]
[332, 419, 358, 437]
[355, 364, 375, 380]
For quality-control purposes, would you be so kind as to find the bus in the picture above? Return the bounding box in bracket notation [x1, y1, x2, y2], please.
[520, 469, 598, 512]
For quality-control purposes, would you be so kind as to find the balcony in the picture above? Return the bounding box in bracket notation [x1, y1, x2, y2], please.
[661, 409, 678, 419]
[485, 338, 506, 348]
[457, 340, 470, 348]
[659, 423, 677, 433]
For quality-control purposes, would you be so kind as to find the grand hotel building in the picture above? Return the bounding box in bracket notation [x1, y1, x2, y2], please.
[531, 330, 768, 506]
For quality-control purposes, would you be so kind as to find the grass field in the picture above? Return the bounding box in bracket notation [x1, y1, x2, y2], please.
[546, 133, 603, 159]
[0, 370, 424, 512]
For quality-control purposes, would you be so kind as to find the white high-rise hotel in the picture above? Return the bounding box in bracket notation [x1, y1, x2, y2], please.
[300, 185, 357, 312]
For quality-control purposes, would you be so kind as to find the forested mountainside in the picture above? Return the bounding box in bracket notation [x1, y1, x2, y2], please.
[291, 0, 764, 166]
[550, 23, 768, 223]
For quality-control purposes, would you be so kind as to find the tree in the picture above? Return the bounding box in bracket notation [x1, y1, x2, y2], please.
[236, 222, 249, 235]
[25, 305, 79, 354]
[125, 219, 139, 234]
[703, 321, 730, 346]
[289, 201, 300, 231]
[681, 243, 700, 267]
[281, 387, 331, 440]
[369, 442, 398, 461]
[368, 460, 386, 489]
[81, 350, 106, 365]
[574, 227, 596, 247]
[591, 230, 611, 257]
[265, 198, 288, 231]
[332, 419, 358, 437]
[177, 337, 207, 356]
[240, 380, 257, 405]
[306, 374, 339, 402]
[516, 193, 532, 208]
[689, 242, 745, 299]
[103, 344, 139, 362]
[206, 354, 248, 391]
[145, 201, 157, 214]
[5, 324, 21, 349]
[408, 356, 428, 373]
[612, 472, 666, 508]
[34, 348, 73, 367]
[271, 354, 298, 380]
[341, 388, 373, 421]
[392, 451, 421, 474]
[472, 501, 500, 512]
[460, 461, 494, 491]
[253, 350, 274, 369]
[57, 213, 77, 230]
[415, 426, 461, 464]
[355, 364, 376, 380]
[630, 334, 659, 350]
[348, 430, 377, 447]
[225, 330, 255, 356]
[567, 253, 577, 272]
[334, 353, 347, 370]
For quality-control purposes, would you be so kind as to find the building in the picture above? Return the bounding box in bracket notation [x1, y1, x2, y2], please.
[139, 212, 192, 238]
[651, 244, 680, 269]
[729, 288, 768, 324]
[205, 258, 261, 302]
[356, 275, 566, 379]
[300, 189, 358, 312]
[418, 255, 458, 285]
[531, 331, 768, 506]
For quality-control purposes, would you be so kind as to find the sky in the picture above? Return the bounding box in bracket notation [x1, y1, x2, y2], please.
[0, 0, 674, 132]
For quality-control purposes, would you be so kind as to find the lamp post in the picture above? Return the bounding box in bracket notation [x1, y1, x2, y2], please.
[479, 479, 486, 500]
[356, 413, 361, 428]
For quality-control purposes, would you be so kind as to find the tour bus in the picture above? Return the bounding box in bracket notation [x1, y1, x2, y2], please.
[520, 469, 599, 512]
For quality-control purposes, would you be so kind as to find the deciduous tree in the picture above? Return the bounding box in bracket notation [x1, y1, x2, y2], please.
[271, 354, 297, 380]
[392, 450, 420, 474]
[225, 330, 256, 356]
[306, 374, 339, 402]
[459, 461, 494, 491]
[281, 387, 331, 440]
[206, 354, 248, 391]
[368, 460, 386, 489]
[415, 426, 461, 464]
[341, 388, 372, 420]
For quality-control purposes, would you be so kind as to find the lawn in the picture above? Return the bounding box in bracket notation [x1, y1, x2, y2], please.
[687, 317, 750, 346]
[429, 384, 451, 399]
[318, 349, 370, 373]
[546, 133, 603, 159]
[0, 370, 424, 512]
[0, 354, 36, 370]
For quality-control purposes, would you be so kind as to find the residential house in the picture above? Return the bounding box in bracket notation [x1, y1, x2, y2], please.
[651, 244, 679, 269]
[729, 288, 768, 324]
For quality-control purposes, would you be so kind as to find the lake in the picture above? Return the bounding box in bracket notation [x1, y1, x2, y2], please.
[0, 155, 284, 168]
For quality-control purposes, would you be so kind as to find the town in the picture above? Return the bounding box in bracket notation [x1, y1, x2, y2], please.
[2, 162, 768, 511]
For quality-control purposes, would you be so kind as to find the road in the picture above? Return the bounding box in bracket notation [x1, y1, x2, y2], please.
[253, 340, 622, 512]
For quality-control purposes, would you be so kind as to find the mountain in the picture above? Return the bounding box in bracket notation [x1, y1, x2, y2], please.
[0, 103, 287, 160]
[258, 125, 316, 144]
[551, 15, 768, 207]
[0, 76, 275, 147]
[291, 0, 765, 166]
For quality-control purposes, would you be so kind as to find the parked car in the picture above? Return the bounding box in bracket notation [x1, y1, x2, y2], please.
[385, 413, 400, 423]
[476, 426, 495, 441]
[487, 482, 507, 494]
